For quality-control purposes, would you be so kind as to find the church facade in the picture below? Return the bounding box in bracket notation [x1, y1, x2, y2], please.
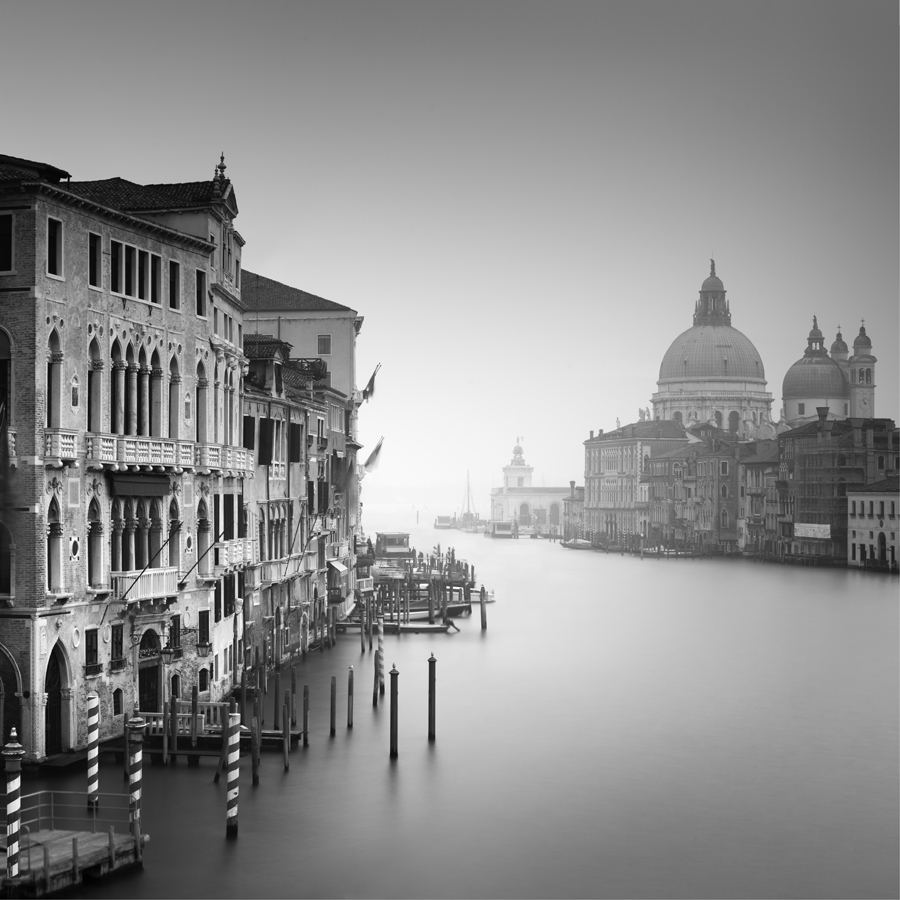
[489, 442, 570, 534]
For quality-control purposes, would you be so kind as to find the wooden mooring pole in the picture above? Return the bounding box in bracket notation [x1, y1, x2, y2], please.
[330, 676, 337, 736]
[303, 684, 310, 747]
[127, 714, 146, 863]
[226, 710, 240, 838]
[389, 664, 399, 759]
[428, 654, 436, 741]
[347, 666, 354, 727]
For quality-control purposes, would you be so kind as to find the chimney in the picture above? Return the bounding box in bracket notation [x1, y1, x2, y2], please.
[589, 430, 594, 440]
[570, 480, 575, 499]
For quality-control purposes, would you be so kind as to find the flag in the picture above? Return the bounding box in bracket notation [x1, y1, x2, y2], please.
[362, 364, 381, 402]
[363, 437, 384, 473]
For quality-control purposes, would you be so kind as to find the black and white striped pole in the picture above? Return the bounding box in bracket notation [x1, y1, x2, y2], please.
[226, 710, 240, 838]
[4, 729, 25, 880]
[127, 713, 146, 862]
[87, 692, 100, 809]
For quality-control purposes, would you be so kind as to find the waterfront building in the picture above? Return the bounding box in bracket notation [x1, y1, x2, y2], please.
[241, 272, 365, 651]
[489, 441, 570, 533]
[652, 261, 773, 436]
[736, 439, 779, 557]
[846, 476, 899, 569]
[776, 412, 899, 561]
[562, 481, 584, 541]
[584, 420, 687, 547]
[0, 153, 252, 758]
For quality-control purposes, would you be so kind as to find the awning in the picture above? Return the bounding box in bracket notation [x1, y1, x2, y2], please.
[109, 473, 170, 497]
[327, 560, 348, 574]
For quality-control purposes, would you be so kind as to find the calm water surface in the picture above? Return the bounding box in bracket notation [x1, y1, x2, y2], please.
[44, 515, 898, 898]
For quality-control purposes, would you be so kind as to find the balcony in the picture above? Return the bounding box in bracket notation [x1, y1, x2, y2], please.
[110, 657, 127, 672]
[257, 554, 306, 585]
[216, 538, 250, 571]
[357, 576, 374, 593]
[84, 662, 103, 677]
[112, 566, 179, 602]
[195, 443, 254, 476]
[86, 433, 194, 471]
[45, 429, 78, 464]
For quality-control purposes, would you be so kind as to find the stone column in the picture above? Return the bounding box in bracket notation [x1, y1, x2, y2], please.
[150, 367, 163, 438]
[126, 364, 139, 436]
[113, 361, 126, 435]
[139, 366, 151, 437]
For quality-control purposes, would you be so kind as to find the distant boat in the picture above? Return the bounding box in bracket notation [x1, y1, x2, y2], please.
[458, 471, 481, 532]
[434, 515, 454, 529]
[375, 532, 416, 560]
[488, 521, 514, 539]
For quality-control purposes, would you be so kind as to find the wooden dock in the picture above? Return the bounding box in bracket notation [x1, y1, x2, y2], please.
[0, 790, 146, 898]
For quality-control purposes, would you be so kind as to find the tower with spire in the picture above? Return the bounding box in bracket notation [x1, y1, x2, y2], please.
[848, 323, 877, 417]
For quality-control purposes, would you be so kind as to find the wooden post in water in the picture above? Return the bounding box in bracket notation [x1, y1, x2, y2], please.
[291, 666, 297, 726]
[251, 691, 260, 786]
[191, 685, 199, 747]
[127, 714, 146, 862]
[303, 684, 310, 747]
[283, 691, 290, 770]
[240, 668, 247, 727]
[389, 664, 399, 758]
[4, 729, 25, 880]
[441, 580, 448, 623]
[226, 710, 240, 838]
[359, 598, 366, 651]
[428, 654, 436, 741]
[274, 672, 281, 732]
[481, 588, 488, 630]
[86, 692, 99, 809]
[330, 676, 336, 736]
[123, 710, 130, 782]
[428, 580, 434, 624]
[162, 693, 169, 766]
[377, 612, 385, 695]
[170, 693, 178, 763]
[347, 666, 354, 727]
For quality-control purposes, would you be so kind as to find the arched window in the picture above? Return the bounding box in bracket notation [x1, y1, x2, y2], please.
[170, 672, 181, 701]
[673, 411, 683, 425]
[137, 347, 149, 437]
[47, 330, 63, 429]
[196, 362, 208, 443]
[148, 499, 163, 569]
[110, 340, 125, 435]
[169, 499, 181, 571]
[125, 343, 137, 436]
[168, 357, 180, 440]
[877, 455, 885, 470]
[87, 339, 103, 432]
[149, 350, 163, 437]
[122, 499, 135, 572]
[519, 503, 530, 524]
[0, 521, 14, 596]
[197, 499, 211, 576]
[720, 509, 728, 528]
[111, 498, 123, 572]
[714, 411, 723, 428]
[198, 668, 209, 692]
[113, 688, 123, 716]
[721, 484, 728, 499]
[728, 411, 740, 433]
[87, 498, 103, 588]
[0, 328, 12, 425]
[47, 497, 63, 592]
[865, 368, 872, 384]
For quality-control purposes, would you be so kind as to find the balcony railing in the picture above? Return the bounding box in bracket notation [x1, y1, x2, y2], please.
[45, 429, 78, 461]
[357, 576, 374, 592]
[216, 538, 250, 569]
[84, 662, 103, 677]
[112, 566, 179, 602]
[86, 433, 195, 470]
[196, 443, 254, 475]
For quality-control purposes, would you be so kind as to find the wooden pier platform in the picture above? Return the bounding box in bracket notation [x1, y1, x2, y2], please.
[0, 827, 146, 898]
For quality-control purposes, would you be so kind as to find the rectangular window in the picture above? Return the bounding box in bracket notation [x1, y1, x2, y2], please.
[879, 501, 885, 518]
[88, 232, 101, 287]
[85, 628, 99, 666]
[798, 403, 805, 415]
[317, 334, 332, 355]
[169, 260, 180, 309]
[124, 245, 136, 296]
[0, 213, 12, 272]
[198, 609, 210, 645]
[110, 240, 122, 293]
[170, 614, 181, 648]
[150, 254, 161, 304]
[720, 461, 728, 476]
[235, 259, 241, 288]
[111, 624, 124, 662]
[138, 250, 148, 300]
[196, 270, 207, 316]
[850, 501, 856, 516]
[47, 217, 63, 276]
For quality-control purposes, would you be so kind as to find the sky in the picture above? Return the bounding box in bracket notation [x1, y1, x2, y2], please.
[2, 1, 897, 517]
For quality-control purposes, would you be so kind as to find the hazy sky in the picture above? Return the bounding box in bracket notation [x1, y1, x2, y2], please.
[3, 1, 897, 516]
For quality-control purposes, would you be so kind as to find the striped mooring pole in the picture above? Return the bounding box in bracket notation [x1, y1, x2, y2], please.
[377, 613, 385, 695]
[127, 713, 146, 862]
[226, 710, 240, 838]
[389, 664, 399, 759]
[4, 728, 25, 880]
[87, 692, 100, 809]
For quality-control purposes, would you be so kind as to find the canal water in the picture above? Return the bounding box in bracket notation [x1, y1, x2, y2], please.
[38, 513, 898, 899]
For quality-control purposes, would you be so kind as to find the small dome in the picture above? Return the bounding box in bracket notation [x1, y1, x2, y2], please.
[513, 444, 523, 457]
[853, 325, 872, 351]
[659, 324, 765, 382]
[830, 330, 848, 353]
[782, 355, 849, 400]
[701, 259, 724, 292]
[808, 316, 823, 341]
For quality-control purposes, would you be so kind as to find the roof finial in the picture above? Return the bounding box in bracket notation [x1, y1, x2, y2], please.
[216, 153, 227, 180]
[813, 314, 817, 330]
[710, 258, 715, 277]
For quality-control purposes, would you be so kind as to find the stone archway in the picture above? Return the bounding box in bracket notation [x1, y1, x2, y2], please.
[549, 503, 560, 527]
[44, 641, 72, 756]
[138, 629, 162, 712]
[518, 503, 530, 525]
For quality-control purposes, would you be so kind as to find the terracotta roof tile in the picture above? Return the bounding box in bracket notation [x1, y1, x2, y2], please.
[66, 177, 222, 211]
[241, 270, 354, 313]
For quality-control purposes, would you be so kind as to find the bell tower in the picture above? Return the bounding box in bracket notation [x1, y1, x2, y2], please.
[849, 324, 876, 418]
[502, 439, 533, 488]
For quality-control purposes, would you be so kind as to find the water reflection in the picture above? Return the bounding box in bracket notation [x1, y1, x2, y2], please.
[43, 518, 898, 898]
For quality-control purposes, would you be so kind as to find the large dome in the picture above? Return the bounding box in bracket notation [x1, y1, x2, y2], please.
[782, 355, 848, 400]
[659, 324, 766, 382]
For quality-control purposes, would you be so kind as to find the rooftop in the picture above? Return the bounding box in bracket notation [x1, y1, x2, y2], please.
[241, 270, 355, 314]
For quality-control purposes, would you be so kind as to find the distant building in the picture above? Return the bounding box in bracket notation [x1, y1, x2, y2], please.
[562, 481, 584, 541]
[737, 439, 779, 556]
[847, 476, 899, 569]
[489, 442, 569, 534]
[777, 412, 899, 561]
[652, 261, 773, 436]
[584, 419, 687, 548]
